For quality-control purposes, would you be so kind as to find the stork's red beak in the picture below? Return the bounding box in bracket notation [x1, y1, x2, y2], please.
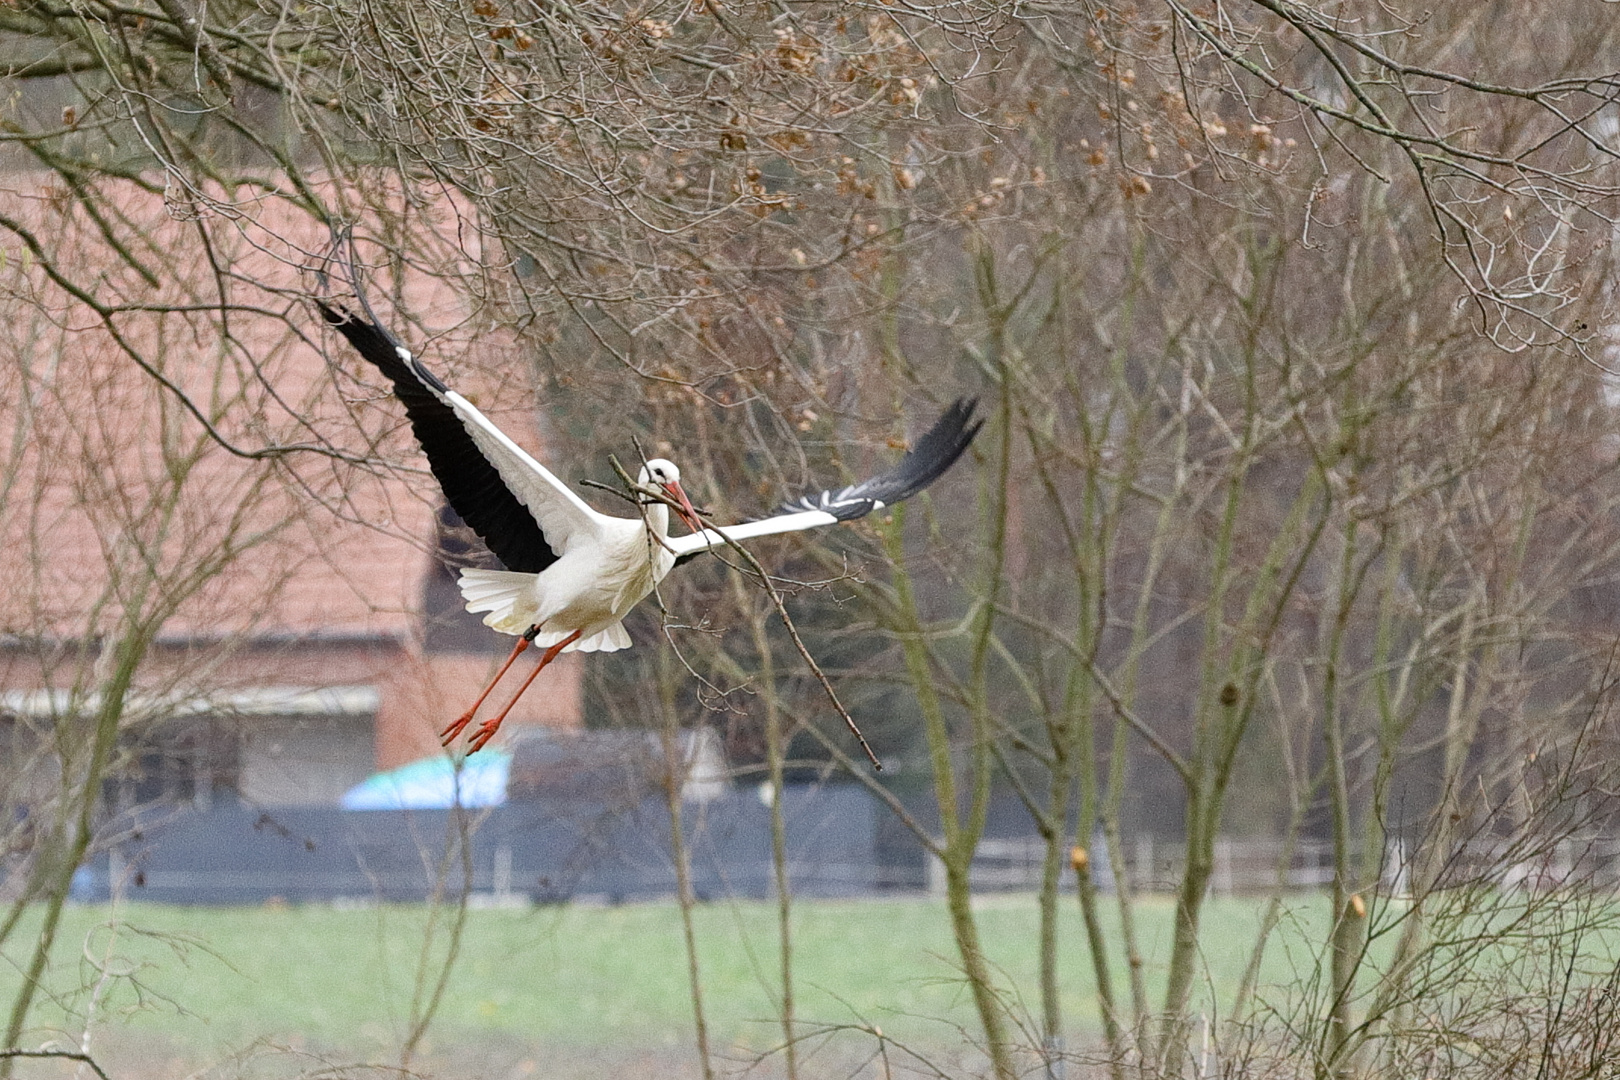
[665, 481, 702, 532]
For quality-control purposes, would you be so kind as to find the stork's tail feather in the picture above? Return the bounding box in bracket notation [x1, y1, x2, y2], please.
[525, 623, 629, 652]
[458, 569, 633, 652]
[573, 622, 632, 653]
[459, 568, 536, 634]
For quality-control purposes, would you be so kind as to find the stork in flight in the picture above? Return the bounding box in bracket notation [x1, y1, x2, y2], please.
[318, 300, 981, 754]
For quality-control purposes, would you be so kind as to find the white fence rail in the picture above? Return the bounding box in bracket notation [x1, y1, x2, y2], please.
[928, 835, 1620, 896]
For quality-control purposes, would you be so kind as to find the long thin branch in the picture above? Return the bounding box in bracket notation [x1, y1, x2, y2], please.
[609, 459, 882, 770]
[0, 1050, 113, 1080]
[0, 211, 369, 464]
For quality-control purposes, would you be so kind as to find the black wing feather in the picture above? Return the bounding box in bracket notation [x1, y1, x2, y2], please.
[318, 302, 559, 574]
[782, 398, 982, 521]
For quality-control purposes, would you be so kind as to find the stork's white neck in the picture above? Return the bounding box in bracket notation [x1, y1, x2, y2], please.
[642, 499, 669, 538]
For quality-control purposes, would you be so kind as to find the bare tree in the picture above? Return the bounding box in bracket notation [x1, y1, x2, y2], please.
[7, 1, 1620, 1077]
[0, 205, 315, 1068]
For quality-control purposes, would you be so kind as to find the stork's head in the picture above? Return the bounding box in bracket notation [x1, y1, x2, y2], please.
[638, 458, 702, 532]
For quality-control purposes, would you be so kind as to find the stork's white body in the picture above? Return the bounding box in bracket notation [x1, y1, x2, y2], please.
[419, 377, 697, 654]
[460, 507, 675, 651]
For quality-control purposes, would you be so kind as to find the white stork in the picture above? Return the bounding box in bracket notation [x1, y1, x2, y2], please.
[318, 300, 981, 753]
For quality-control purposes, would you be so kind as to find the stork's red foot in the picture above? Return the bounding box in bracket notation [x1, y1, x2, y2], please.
[453, 628, 583, 754]
[438, 627, 540, 750]
[440, 711, 476, 747]
[467, 717, 504, 753]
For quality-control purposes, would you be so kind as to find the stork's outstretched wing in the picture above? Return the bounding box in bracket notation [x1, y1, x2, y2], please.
[666, 398, 981, 561]
[319, 303, 607, 572]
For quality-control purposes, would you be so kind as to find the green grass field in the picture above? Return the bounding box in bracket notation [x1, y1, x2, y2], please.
[0, 894, 1335, 1076]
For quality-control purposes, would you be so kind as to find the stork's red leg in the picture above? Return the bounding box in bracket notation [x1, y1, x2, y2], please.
[440, 626, 541, 746]
[467, 628, 583, 753]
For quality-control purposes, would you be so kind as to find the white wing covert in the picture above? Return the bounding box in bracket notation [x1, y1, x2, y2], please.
[666, 398, 982, 561]
[666, 510, 840, 558]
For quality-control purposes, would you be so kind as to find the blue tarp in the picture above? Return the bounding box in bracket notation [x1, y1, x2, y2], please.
[340, 750, 511, 810]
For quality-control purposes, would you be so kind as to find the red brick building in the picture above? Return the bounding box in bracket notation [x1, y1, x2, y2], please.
[0, 177, 581, 806]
